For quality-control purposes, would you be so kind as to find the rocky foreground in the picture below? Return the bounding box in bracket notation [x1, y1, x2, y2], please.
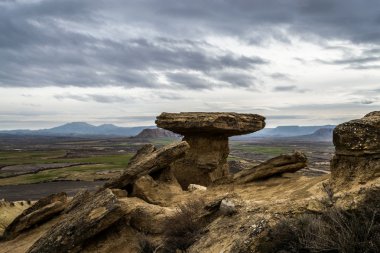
[0, 112, 379, 253]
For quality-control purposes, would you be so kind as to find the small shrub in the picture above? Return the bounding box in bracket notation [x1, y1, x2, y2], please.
[138, 234, 155, 253]
[162, 200, 206, 252]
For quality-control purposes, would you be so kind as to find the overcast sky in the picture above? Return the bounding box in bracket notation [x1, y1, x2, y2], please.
[1, 0, 380, 129]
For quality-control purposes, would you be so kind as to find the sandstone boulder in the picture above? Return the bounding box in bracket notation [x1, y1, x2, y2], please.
[233, 151, 307, 183]
[156, 112, 265, 187]
[104, 141, 189, 190]
[188, 184, 207, 192]
[129, 203, 175, 234]
[334, 111, 380, 156]
[331, 112, 380, 188]
[131, 168, 183, 206]
[3, 192, 67, 240]
[219, 199, 236, 215]
[27, 189, 123, 253]
[128, 144, 156, 167]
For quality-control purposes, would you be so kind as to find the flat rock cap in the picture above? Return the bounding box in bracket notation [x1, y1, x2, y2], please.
[333, 111, 380, 154]
[156, 112, 265, 136]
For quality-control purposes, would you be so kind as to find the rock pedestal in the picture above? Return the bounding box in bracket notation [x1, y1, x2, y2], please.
[331, 111, 380, 188]
[156, 112, 265, 187]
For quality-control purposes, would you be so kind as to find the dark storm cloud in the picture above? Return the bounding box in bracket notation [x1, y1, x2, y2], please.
[273, 85, 307, 93]
[0, 0, 379, 89]
[274, 85, 297, 92]
[325, 56, 380, 65]
[349, 65, 380, 70]
[213, 72, 257, 88]
[318, 49, 380, 70]
[270, 73, 292, 81]
[166, 73, 212, 90]
[55, 94, 126, 103]
[359, 99, 376, 105]
[155, 92, 185, 100]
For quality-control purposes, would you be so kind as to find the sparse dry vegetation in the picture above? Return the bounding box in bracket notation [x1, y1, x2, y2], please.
[162, 200, 206, 252]
[257, 188, 380, 253]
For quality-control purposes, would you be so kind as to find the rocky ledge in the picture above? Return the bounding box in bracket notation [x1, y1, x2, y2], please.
[331, 111, 380, 188]
[333, 111, 380, 156]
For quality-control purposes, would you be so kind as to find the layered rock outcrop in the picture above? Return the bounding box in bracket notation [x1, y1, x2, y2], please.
[156, 112, 265, 187]
[3, 193, 67, 240]
[27, 189, 123, 253]
[331, 111, 380, 188]
[233, 151, 307, 183]
[104, 141, 189, 190]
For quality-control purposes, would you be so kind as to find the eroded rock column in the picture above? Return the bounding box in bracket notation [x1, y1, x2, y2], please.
[156, 112, 265, 188]
[331, 111, 380, 188]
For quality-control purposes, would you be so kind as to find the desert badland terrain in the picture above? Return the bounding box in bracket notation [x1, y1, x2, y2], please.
[0, 111, 379, 253]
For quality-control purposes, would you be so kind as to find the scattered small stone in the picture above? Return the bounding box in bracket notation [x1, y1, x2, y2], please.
[188, 184, 207, 192]
[249, 220, 267, 237]
[219, 199, 236, 215]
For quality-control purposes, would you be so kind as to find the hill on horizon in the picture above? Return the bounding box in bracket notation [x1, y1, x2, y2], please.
[0, 122, 155, 137]
[0, 122, 336, 139]
[133, 128, 180, 139]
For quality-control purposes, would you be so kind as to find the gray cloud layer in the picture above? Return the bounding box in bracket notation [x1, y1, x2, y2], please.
[1, 0, 380, 90]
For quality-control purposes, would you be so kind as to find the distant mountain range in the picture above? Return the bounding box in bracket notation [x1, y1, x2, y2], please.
[133, 128, 180, 139]
[0, 122, 155, 137]
[293, 128, 334, 142]
[233, 125, 335, 142]
[0, 122, 335, 141]
[253, 125, 335, 137]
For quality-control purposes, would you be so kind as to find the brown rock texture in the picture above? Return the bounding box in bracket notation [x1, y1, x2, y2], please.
[27, 189, 123, 253]
[156, 112, 265, 187]
[233, 151, 307, 183]
[156, 112, 265, 136]
[331, 111, 380, 188]
[3, 192, 67, 240]
[333, 111, 380, 156]
[104, 141, 189, 189]
[127, 144, 156, 167]
[132, 168, 183, 206]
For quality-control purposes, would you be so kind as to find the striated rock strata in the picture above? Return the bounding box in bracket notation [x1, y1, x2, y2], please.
[331, 111, 380, 188]
[156, 112, 265, 187]
[234, 151, 307, 183]
[3, 193, 67, 240]
[104, 141, 189, 190]
[27, 189, 123, 253]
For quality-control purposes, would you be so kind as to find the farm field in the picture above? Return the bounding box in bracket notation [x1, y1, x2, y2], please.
[0, 135, 334, 200]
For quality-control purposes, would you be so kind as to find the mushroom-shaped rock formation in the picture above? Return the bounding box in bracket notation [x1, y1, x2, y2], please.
[331, 111, 380, 188]
[156, 112, 266, 187]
